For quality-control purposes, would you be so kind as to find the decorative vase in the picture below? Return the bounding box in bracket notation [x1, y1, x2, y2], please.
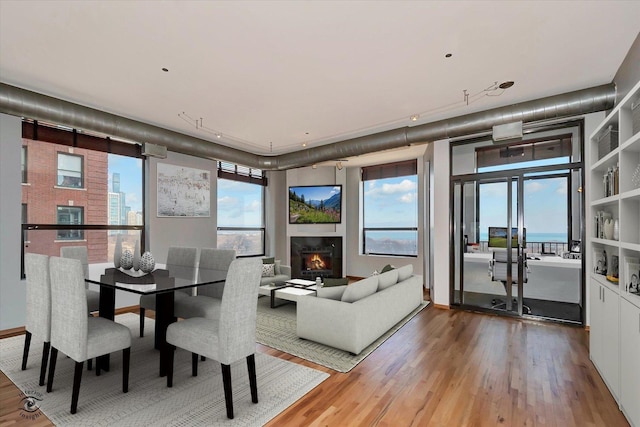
[613, 219, 619, 241]
[140, 251, 155, 273]
[114, 234, 122, 268]
[603, 219, 614, 240]
[120, 249, 134, 270]
[132, 240, 141, 271]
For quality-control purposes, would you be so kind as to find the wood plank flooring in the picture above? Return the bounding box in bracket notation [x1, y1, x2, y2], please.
[1, 306, 628, 426]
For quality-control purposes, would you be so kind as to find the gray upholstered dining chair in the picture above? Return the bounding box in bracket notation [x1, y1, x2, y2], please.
[173, 248, 236, 320]
[139, 246, 198, 337]
[165, 257, 262, 419]
[21, 253, 52, 386]
[47, 256, 132, 414]
[60, 246, 100, 313]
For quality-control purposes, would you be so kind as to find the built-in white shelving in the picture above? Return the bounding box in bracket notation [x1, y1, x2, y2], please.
[588, 79, 640, 427]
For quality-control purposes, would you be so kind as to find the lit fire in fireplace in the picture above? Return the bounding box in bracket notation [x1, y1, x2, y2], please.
[306, 253, 327, 270]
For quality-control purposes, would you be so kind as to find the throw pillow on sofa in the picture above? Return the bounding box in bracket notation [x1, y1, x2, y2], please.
[262, 263, 275, 277]
[377, 268, 399, 290]
[262, 257, 275, 264]
[323, 277, 349, 287]
[341, 275, 378, 303]
[381, 264, 395, 273]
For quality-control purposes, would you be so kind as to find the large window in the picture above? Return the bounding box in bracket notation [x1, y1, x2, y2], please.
[362, 160, 418, 256]
[217, 162, 266, 256]
[56, 206, 84, 240]
[57, 152, 83, 188]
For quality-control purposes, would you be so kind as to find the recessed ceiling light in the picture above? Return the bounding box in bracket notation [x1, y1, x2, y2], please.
[410, 114, 419, 121]
[162, 67, 169, 72]
[302, 143, 307, 147]
[445, 53, 452, 58]
[499, 81, 515, 89]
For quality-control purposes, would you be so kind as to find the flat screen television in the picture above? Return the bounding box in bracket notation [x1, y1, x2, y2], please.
[289, 185, 342, 224]
[488, 226, 526, 248]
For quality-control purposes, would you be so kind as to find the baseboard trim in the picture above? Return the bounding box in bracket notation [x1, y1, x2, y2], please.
[434, 303, 450, 310]
[0, 305, 141, 339]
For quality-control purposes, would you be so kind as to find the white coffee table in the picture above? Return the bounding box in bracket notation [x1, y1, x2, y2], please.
[260, 279, 317, 308]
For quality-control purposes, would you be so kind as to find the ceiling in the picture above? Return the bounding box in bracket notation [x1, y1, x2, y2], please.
[1, 1, 639, 166]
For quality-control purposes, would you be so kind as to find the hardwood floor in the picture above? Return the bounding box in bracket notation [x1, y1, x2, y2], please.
[1, 306, 628, 426]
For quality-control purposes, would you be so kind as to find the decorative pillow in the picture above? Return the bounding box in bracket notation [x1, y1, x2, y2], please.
[377, 269, 399, 290]
[274, 259, 281, 275]
[381, 264, 395, 273]
[397, 264, 413, 281]
[341, 276, 378, 303]
[323, 277, 349, 287]
[261, 263, 275, 277]
[317, 285, 347, 301]
[262, 257, 275, 264]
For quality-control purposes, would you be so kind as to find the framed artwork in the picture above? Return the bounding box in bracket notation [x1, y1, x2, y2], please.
[157, 163, 210, 217]
[593, 247, 606, 275]
[625, 257, 640, 294]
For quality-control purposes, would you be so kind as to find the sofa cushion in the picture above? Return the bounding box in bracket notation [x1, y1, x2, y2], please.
[397, 264, 413, 281]
[274, 259, 281, 275]
[377, 269, 399, 290]
[341, 276, 378, 303]
[323, 277, 349, 287]
[317, 285, 347, 300]
[261, 263, 275, 277]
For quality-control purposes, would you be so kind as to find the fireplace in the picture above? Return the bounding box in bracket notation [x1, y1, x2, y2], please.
[291, 236, 343, 279]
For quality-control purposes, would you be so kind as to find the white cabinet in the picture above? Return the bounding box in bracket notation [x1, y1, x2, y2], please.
[590, 279, 620, 398]
[620, 298, 640, 427]
[588, 79, 640, 427]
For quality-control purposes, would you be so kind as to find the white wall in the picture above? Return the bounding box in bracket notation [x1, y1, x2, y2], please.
[0, 114, 24, 329]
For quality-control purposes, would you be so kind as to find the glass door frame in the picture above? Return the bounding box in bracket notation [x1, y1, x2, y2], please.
[450, 161, 585, 321]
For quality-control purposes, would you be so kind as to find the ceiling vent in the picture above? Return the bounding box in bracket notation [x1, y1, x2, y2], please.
[492, 121, 523, 144]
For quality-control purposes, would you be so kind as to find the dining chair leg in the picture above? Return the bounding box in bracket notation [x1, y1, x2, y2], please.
[96, 358, 101, 377]
[192, 353, 198, 377]
[166, 346, 175, 388]
[247, 354, 258, 404]
[139, 308, 145, 337]
[87, 358, 92, 371]
[221, 363, 234, 419]
[46, 347, 58, 393]
[123, 348, 130, 393]
[70, 361, 84, 414]
[21, 331, 32, 370]
[200, 355, 205, 361]
[38, 342, 50, 386]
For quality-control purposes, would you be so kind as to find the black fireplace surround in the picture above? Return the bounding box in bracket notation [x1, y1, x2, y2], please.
[290, 236, 343, 279]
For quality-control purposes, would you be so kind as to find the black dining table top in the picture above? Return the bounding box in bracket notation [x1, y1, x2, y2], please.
[86, 264, 227, 295]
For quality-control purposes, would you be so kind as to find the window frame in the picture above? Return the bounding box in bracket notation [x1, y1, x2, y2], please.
[361, 160, 419, 257]
[56, 205, 85, 241]
[56, 151, 84, 188]
[21, 146, 27, 183]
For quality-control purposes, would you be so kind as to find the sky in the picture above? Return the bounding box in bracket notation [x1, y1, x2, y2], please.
[289, 185, 341, 201]
[364, 176, 418, 227]
[108, 154, 143, 212]
[217, 179, 262, 227]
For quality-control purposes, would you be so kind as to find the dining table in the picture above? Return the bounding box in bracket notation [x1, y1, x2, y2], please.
[87, 264, 227, 376]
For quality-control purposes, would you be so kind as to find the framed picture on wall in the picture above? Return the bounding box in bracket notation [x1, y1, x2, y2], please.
[157, 163, 211, 217]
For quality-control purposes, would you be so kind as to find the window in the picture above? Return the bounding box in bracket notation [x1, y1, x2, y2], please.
[217, 162, 265, 256]
[362, 160, 418, 256]
[57, 152, 83, 188]
[21, 146, 27, 183]
[21, 204, 27, 243]
[56, 206, 84, 240]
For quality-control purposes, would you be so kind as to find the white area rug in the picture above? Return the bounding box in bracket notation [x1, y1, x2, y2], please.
[0, 313, 328, 426]
[255, 296, 430, 373]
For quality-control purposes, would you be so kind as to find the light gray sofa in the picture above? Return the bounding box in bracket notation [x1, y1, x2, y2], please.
[260, 260, 291, 287]
[296, 265, 423, 354]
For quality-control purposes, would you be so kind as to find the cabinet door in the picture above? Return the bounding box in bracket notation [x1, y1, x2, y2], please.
[601, 285, 620, 399]
[621, 299, 640, 427]
[589, 280, 603, 367]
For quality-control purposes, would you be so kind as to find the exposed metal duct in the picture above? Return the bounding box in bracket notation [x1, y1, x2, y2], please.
[0, 82, 615, 170]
